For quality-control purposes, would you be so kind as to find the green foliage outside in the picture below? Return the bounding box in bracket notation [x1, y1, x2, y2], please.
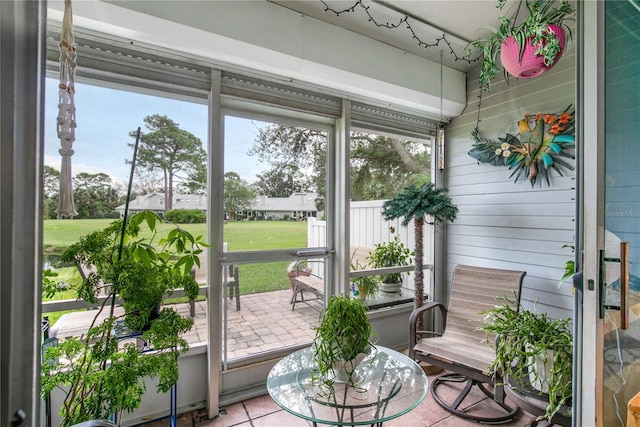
[72, 172, 123, 219]
[224, 172, 255, 220]
[129, 115, 207, 211]
[43, 168, 125, 219]
[248, 124, 431, 208]
[252, 163, 311, 197]
[164, 209, 206, 224]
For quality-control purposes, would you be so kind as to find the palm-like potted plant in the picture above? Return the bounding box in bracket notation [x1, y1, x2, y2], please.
[481, 294, 572, 422]
[466, 0, 575, 91]
[381, 183, 458, 331]
[41, 210, 207, 425]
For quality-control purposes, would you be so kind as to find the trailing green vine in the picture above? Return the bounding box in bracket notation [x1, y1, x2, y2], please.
[311, 295, 376, 396]
[480, 294, 572, 421]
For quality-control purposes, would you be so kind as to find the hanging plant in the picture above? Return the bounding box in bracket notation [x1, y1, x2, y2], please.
[500, 23, 566, 79]
[469, 106, 575, 187]
[465, 0, 575, 91]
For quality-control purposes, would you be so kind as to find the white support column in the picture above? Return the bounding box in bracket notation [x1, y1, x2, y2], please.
[0, 0, 45, 424]
[433, 126, 447, 306]
[579, 1, 605, 426]
[206, 69, 223, 420]
[331, 100, 351, 295]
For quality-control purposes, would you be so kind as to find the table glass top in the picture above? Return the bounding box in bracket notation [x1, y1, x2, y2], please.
[267, 346, 428, 425]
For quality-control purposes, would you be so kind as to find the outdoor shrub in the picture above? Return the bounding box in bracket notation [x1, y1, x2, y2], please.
[164, 209, 206, 223]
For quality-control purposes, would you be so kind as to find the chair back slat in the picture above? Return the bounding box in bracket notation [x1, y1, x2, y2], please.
[446, 265, 525, 346]
[409, 264, 526, 422]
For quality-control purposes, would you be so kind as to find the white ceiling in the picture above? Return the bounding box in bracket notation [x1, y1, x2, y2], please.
[269, 0, 508, 72]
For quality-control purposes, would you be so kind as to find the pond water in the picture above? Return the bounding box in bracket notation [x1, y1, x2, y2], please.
[43, 253, 74, 270]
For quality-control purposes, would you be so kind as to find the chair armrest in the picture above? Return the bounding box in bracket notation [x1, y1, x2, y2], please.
[294, 259, 324, 276]
[409, 302, 447, 352]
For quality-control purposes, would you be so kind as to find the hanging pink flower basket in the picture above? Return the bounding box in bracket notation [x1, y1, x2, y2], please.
[500, 24, 566, 79]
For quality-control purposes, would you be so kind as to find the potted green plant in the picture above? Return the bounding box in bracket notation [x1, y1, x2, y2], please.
[381, 183, 458, 331]
[466, 0, 575, 91]
[367, 236, 414, 294]
[350, 260, 379, 299]
[480, 294, 572, 421]
[41, 210, 207, 425]
[558, 243, 575, 287]
[312, 295, 376, 393]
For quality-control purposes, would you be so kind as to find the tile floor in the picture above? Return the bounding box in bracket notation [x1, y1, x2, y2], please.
[146, 370, 538, 427]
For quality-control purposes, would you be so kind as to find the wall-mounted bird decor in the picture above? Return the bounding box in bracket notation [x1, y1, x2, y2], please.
[468, 106, 575, 187]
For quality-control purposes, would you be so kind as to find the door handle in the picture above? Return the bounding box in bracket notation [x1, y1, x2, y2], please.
[600, 242, 630, 329]
[620, 242, 629, 330]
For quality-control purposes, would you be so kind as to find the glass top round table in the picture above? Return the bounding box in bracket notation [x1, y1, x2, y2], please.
[267, 346, 428, 426]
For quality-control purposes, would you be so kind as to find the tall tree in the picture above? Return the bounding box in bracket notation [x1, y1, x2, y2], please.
[43, 166, 61, 219]
[130, 115, 206, 210]
[72, 172, 122, 219]
[252, 163, 311, 197]
[73, 172, 112, 190]
[350, 135, 430, 201]
[248, 124, 430, 203]
[43, 165, 61, 196]
[178, 160, 207, 195]
[224, 172, 255, 220]
[249, 124, 326, 206]
[132, 168, 164, 195]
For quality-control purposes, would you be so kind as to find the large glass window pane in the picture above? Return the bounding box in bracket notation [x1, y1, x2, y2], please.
[224, 116, 326, 247]
[602, 2, 640, 425]
[348, 128, 433, 307]
[220, 260, 323, 363]
[222, 116, 329, 363]
[41, 78, 209, 348]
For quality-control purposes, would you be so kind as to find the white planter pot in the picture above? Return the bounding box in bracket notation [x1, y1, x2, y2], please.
[380, 282, 402, 294]
[527, 348, 569, 395]
[528, 348, 555, 394]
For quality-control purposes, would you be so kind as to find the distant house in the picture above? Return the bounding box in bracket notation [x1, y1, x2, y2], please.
[248, 192, 321, 221]
[115, 193, 207, 218]
[116, 192, 320, 220]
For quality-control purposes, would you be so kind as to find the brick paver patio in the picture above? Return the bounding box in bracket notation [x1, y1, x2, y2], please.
[51, 288, 323, 360]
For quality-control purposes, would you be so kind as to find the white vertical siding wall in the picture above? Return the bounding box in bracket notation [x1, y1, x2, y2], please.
[446, 45, 576, 318]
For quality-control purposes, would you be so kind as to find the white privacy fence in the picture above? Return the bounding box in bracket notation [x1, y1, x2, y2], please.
[307, 200, 434, 258]
[307, 200, 434, 293]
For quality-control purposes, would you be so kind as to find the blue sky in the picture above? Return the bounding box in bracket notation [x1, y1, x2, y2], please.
[44, 78, 266, 185]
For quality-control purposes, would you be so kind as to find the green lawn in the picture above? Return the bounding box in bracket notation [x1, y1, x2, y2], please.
[44, 219, 307, 251]
[43, 218, 116, 252]
[43, 219, 308, 309]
